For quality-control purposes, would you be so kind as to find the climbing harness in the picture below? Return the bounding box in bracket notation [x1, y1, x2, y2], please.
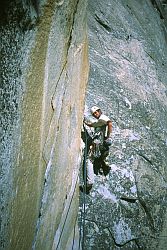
[92, 138, 101, 158]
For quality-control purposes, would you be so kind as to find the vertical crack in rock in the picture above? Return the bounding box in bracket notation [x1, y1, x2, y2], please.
[66, 0, 80, 54]
[53, 171, 79, 249]
[32, 0, 88, 249]
[33, 43, 68, 250]
[137, 197, 156, 232]
[50, 0, 80, 110]
[43, 0, 80, 163]
[134, 172, 156, 233]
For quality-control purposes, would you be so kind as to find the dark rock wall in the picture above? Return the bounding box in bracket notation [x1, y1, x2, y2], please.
[0, 0, 88, 249]
[82, 0, 167, 249]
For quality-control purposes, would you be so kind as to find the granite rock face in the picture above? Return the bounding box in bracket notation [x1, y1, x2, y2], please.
[0, 0, 88, 249]
[80, 0, 167, 249]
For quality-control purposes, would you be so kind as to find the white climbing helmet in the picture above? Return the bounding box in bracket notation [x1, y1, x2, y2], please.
[90, 106, 100, 114]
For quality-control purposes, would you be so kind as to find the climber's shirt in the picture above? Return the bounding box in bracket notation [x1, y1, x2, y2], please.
[91, 114, 110, 138]
[91, 114, 110, 127]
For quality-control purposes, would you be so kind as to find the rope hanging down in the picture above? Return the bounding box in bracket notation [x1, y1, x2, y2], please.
[79, 126, 88, 250]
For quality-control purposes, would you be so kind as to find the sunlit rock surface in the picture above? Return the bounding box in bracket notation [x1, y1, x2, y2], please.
[79, 0, 167, 249]
[0, 0, 88, 249]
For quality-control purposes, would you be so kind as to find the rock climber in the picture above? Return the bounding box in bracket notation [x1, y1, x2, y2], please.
[80, 106, 112, 194]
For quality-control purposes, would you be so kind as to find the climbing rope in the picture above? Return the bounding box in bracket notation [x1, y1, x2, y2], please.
[55, 125, 89, 250]
[71, 215, 78, 250]
[78, 125, 88, 250]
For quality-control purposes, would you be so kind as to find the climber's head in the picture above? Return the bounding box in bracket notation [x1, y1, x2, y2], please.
[90, 106, 101, 119]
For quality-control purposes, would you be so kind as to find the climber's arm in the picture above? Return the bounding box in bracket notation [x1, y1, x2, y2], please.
[83, 120, 94, 127]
